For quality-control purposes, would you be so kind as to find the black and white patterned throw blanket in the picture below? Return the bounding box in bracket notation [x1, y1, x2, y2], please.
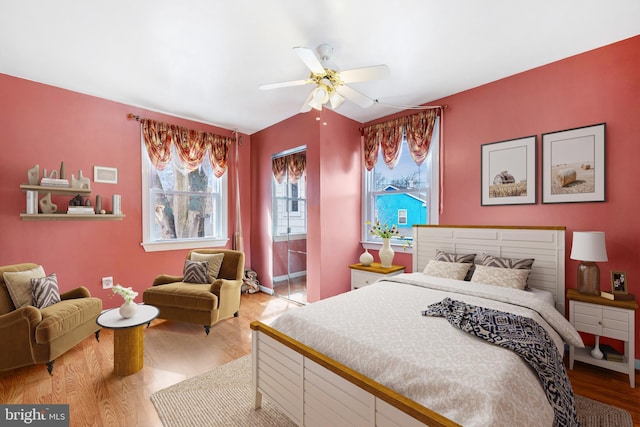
[423, 298, 580, 427]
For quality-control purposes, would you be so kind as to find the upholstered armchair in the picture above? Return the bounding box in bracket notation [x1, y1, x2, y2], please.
[0, 263, 102, 374]
[143, 249, 245, 335]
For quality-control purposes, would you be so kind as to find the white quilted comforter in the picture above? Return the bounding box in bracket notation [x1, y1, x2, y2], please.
[269, 273, 584, 427]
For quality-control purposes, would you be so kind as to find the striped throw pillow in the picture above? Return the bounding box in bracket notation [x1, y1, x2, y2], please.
[183, 260, 209, 284]
[479, 254, 534, 270]
[31, 273, 61, 309]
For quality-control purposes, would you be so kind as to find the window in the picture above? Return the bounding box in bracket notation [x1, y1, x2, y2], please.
[398, 209, 408, 225]
[273, 171, 307, 237]
[362, 120, 439, 248]
[141, 143, 228, 252]
[290, 183, 299, 213]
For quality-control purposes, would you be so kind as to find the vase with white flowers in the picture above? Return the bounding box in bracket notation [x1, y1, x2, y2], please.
[367, 221, 406, 267]
[112, 284, 139, 318]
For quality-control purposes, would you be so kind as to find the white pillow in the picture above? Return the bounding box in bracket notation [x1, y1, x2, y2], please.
[470, 265, 529, 290]
[423, 259, 471, 281]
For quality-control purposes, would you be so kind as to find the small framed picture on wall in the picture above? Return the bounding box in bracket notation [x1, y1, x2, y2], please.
[480, 135, 537, 206]
[541, 123, 606, 204]
[611, 271, 628, 294]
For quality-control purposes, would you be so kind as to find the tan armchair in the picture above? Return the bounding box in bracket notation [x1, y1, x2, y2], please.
[0, 263, 102, 374]
[143, 249, 245, 335]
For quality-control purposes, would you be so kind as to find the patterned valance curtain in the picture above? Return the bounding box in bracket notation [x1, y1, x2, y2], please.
[271, 157, 287, 184]
[362, 109, 440, 171]
[141, 118, 232, 177]
[272, 152, 306, 184]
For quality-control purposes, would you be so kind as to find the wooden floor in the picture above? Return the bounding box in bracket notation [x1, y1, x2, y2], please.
[1, 291, 639, 426]
[273, 275, 307, 304]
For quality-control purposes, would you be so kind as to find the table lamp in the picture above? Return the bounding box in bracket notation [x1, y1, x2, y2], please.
[570, 231, 608, 296]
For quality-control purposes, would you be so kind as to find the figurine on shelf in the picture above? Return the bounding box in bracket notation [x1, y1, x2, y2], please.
[39, 193, 57, 214]
[43, 169, 58, 179]
[71, 170, 91, 190]
[69, 195, 84, 207]
[27, 164, 40, 185]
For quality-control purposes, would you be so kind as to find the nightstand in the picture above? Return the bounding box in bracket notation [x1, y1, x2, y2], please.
[567, 288, 637, 387]
[349, 263, 405, 290]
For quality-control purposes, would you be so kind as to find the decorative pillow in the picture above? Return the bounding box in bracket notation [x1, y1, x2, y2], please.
[422, 259, 471, 281]
[31, 273, 61, 309]
[190, 252, 225, 282]
[435, 249, 476, 264]
[435, 249, 476, 281]
[479, 254, 534, 270]
[3, 265, 46, 309]
[470, 265, 529, 290]
[183, 260, 209, 284]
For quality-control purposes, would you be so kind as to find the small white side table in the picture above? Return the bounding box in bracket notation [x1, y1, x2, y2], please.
[96, 304, 159, 376]
[567, 288, 637, 388]
[349, 262, 405, 290]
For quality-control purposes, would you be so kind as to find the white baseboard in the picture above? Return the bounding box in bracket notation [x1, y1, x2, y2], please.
[273, 271, 307, 283]
[258, 285, 274, 295]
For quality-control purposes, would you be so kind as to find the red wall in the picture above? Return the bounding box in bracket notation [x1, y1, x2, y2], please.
[2, 34, 638, 354]
[0, 74, 252, 309]
[272, 239, 307, 277]
[251, 109, 362, 302]
[419, 35, 640, 355]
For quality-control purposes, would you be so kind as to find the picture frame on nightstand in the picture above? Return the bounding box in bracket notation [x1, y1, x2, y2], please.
[611, 271, 628, 294]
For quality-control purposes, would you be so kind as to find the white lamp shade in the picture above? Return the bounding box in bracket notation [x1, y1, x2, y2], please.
[570, 231, 608, 262]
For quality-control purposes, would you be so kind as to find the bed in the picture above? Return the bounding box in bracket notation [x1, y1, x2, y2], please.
[250, 225, 583, 426]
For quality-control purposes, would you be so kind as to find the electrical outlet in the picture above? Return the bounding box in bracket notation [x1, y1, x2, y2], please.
[102, 276, 113, 289]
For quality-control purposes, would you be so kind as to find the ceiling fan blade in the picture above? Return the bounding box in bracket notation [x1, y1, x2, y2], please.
[340, 65, 390, 83]
[300, 90, 315, 113]
[259, 79, 310, 90]
[335, 85, 375, 108]
[293, 46, 325, 75]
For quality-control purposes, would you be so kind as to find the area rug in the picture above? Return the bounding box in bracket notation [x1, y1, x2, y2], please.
[151, 355, 632, 427]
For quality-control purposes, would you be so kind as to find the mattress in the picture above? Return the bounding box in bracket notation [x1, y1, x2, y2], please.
[269, 273, 584, 427]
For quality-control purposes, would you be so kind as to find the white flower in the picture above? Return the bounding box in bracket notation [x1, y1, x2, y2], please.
[112, 284, 139, 303]
[366, 220, 412, 249]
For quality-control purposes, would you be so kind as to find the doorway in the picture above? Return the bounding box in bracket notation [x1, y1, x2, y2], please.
[271, 147, 307, 304]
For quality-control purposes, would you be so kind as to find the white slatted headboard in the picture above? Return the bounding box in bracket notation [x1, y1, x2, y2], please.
[413, 225, 566, 314]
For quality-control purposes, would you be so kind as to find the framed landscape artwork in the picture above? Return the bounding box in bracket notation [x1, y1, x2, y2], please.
[481, 135, 536, 206]
[541, 123, 605, 204]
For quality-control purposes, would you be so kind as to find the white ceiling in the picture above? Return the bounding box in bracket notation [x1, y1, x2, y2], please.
[1, 1, 638, 135]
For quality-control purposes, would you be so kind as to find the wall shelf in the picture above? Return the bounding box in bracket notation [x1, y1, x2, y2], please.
[20, 213, 125, 221]
[20, 184, 91, 195]
[20, 184, 124, 221]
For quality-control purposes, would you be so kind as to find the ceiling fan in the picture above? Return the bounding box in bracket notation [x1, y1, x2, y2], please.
[259, 44, 390, 112]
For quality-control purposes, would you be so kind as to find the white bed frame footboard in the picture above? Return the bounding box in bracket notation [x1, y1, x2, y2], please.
[250, 321, 459, 427]
[252, 225, 566, 426]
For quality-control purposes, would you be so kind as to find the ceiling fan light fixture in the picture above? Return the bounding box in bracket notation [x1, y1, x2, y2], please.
[329, 91, 345, 109]
[263, 43, 389, 112]
[308, 85, 330, 110]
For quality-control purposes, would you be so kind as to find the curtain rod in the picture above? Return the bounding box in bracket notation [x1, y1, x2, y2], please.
[127, 113, 242, 143]
[372, 102, 447, 111]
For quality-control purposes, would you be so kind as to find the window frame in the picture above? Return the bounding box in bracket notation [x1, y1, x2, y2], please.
[272, 172, 307, 239]
[140, 140, 229, 253]
[397, 209, 408, 225]
[361, 120, 440, 252]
